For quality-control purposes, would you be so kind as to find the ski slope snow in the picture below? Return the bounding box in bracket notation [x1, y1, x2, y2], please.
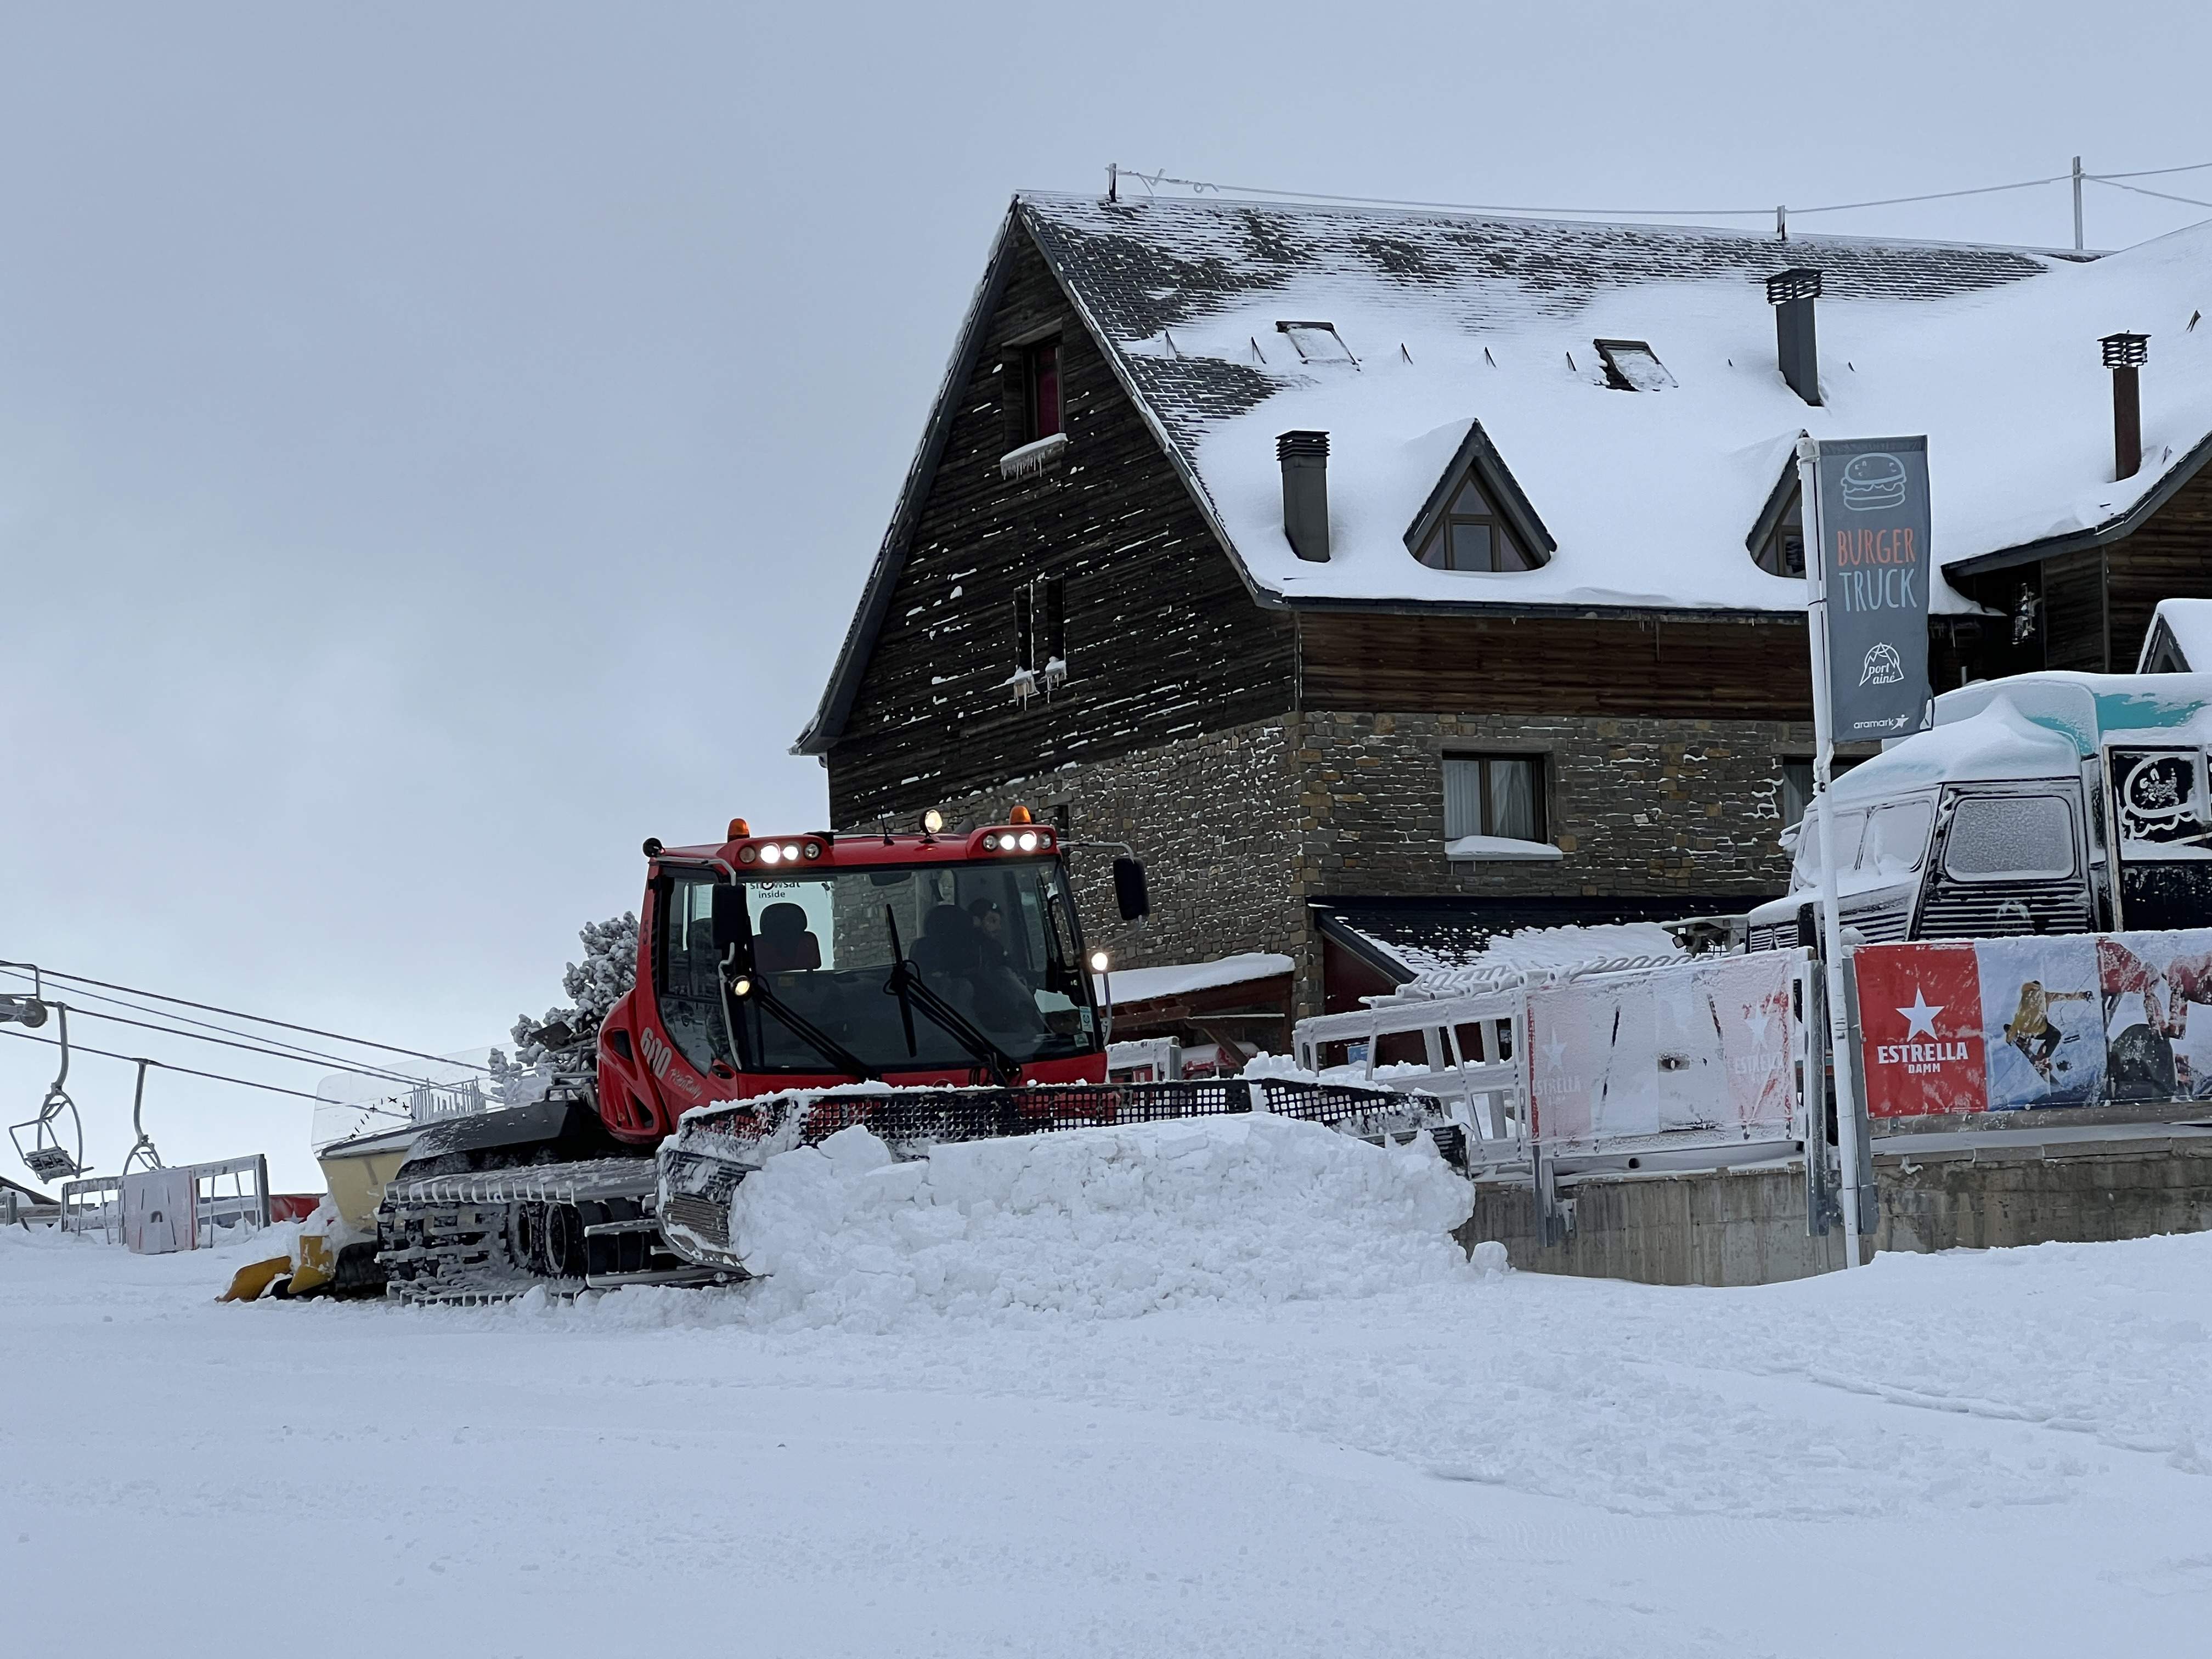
[7, 1115, 2212, 1656]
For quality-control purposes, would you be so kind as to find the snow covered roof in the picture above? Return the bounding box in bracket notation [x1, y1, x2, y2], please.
[1017, 193, 2212, 619]
[2139, 599, 2212, 672]
[1092, 951, 1293, 1007]
[799, 190, 2212, 752]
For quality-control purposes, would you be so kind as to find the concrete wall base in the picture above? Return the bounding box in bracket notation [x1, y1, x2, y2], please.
[1462, 1165, 1856, 1288]
[1462, 1128, 2212, 1287]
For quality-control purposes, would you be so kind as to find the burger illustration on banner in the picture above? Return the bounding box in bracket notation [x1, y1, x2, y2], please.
[1839, 452, 1909, 512]
[1860, 642, 1905, 685]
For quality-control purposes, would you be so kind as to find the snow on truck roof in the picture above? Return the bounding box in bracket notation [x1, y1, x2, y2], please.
[1012, 193, 2212, 616]
[1836, 696, 2083, 803]
[1835, 672, 2212, 803]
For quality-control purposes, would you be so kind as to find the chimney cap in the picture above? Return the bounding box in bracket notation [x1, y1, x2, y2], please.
[1766, 268, 1824, 306]
[1277, 430, 1330, 460]
[2101, 332, 2149, 368]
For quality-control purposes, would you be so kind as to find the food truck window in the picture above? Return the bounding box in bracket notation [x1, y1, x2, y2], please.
[1942, 795, 2075, 882]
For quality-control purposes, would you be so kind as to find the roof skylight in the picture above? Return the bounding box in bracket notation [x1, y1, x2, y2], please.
[1274, 320, 1357, 365]
[1592, 338, 1677, 392]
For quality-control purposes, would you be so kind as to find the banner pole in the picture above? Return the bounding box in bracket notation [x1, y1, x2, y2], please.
[1798, 433, 1865, 1269]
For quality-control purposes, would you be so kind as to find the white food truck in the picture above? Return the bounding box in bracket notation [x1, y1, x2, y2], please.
[1746, 672, 2212, 952]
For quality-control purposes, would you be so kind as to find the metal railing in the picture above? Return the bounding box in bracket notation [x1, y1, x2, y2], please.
[60, 1154, 272, 1250]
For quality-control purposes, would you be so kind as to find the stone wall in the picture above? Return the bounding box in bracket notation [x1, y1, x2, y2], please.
[1290, 710, 1810, 902]
[909, 718, 1305, 982]
[873, 707, 1818, 1008]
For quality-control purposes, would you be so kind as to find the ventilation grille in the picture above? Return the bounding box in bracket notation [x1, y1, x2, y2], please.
[1915, 879, 2093, 939]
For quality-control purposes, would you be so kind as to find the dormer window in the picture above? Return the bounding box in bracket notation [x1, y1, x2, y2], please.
[1402, 420, 1555, 575]
[1747, 469, 1806, 577]
[1415, 477, 1534, 572]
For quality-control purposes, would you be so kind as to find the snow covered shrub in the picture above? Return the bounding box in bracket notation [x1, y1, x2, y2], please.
[488, 912, 638, 1101]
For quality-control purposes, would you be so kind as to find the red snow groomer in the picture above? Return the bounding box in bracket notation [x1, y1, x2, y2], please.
[375, 810, 1454, 1302]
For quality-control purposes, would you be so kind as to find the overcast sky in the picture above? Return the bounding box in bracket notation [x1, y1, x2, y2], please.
[5, 1, 2210, 1189]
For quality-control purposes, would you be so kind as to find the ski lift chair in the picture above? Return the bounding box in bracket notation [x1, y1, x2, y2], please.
[119, 1059, 164, 1175]
[10, 1004, 85, 1183]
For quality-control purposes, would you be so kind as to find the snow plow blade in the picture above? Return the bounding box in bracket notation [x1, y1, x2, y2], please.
[218, 1254, 292, 1303]
[658, 1076, 1460, 1274]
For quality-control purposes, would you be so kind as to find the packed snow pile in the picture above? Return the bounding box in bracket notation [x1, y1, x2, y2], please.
[722, 1112, 1473, 1332]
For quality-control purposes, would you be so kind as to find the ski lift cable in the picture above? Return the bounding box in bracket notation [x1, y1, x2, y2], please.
[0, 965, 410, 1072]
[0, 973, 449, 1092]
[2, 973, 471, 1092]
[41, 1000, 448, 1091]
[0, 963, 495, 1074]
[0, 1026, 336, 1104]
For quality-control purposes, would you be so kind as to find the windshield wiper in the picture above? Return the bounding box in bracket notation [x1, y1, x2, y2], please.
[714, 887, 876, 1079]
[740, 976, 878, 1081]
[881, 906, 1015, 1086]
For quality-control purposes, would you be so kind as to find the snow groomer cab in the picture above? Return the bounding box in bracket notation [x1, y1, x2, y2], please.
[1746, 672, 2212, 952]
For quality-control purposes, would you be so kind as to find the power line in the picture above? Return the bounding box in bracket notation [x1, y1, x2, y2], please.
[0, 967, 459, 1089]
[2094, 158, 2212, 182]
[1789, 174, 2070, 216]
[2094, 178, 2212, 211]
[1114, 158, 2212, 228]
[1, 1026, 332, 1104]
[1118, 166, 2073, 222]
[11, 964, 493, 1074]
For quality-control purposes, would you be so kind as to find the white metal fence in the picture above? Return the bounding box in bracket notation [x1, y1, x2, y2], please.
[1293, 950, 1821, 1224]
[61, 1154, 272, 1252]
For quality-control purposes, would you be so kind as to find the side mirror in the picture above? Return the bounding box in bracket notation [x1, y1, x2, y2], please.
[710, 883, 754, 955]
[1113, 857, 1150, 922]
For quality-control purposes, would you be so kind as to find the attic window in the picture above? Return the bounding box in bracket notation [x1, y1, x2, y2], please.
[1274, 320, 1356, 364]
[1025, 338, 1062, 441]
[1748, 472, 1806, 577]
[1402, 420, 1555, 576]
[1592, 338, 1676, 392]
[1415, 476, 1536, 573]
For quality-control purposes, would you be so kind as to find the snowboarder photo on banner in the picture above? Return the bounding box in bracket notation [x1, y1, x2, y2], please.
[2097, 938, 2168, 1032]
[2002, 980, 2092, 1082]
[2160, 949, 2212, 1040]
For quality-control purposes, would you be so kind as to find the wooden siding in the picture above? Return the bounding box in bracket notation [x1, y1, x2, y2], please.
[826, 227, 1297, 825]
[2105, 462, 2212, 669]
[2040, 549, 2109, 672]
[1946, 461, 2212, 677]
[1294, 612, 1815, 719]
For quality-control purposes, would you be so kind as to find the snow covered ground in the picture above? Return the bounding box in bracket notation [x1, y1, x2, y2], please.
[9, 1117, 2212, 1656]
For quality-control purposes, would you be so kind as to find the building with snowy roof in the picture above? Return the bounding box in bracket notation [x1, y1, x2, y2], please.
[799, 189, 2212, 1012]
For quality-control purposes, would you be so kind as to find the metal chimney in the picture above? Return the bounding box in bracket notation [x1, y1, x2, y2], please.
[1277, 430, 1331, 562]
[1766, 268, 1824, 406]
[2102, 332, 2148, 481]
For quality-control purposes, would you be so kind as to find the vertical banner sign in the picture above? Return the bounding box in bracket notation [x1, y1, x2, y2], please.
[1812, 436, 1932, 740]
